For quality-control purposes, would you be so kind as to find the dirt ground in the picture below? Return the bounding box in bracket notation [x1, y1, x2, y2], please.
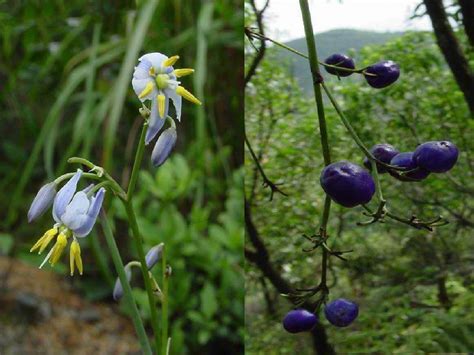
[0, 256, 142, 355]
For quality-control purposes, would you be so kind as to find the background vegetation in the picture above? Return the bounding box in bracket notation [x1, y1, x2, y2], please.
[0, 1, 244, 353]
[245, 0, 474, 353]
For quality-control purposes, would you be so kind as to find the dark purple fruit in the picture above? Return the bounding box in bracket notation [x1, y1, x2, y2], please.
[282, 309, 318, 333]
[320, 161, 375, 208]
[413, 141, 458, 173]
[324, 298, 359, 327]
[364, 60, 400, 88]
[324, 53, 355, 77]
[364, 144, 399, 173]
[390, 152, 430, 181]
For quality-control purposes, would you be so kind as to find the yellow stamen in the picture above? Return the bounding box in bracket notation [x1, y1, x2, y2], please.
[138, 81, 154, 99]
[173, 68, 194, 78]
[157, 94, 166, 118]
[162, 55, 179, 67]
[176, 86, 202, 105]
[70, 239, 83, 276]
[49, 233, 68, 266]
[30, 228, 58, 254]
[149, 66, 155, 76]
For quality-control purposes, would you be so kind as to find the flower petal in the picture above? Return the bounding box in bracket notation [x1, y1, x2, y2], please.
[132, 78, 156, 102]
[133, 58, 152, 79]
[166, 89, 182, 121]
[145, 243, 164, 270]
[60, 191, 90, 230]
[145, 95, 167, 145]
[73, 188, 106, 238]
[53, 170, 82, 223]
[151, 127, 177, 167]
[139, 52, 168, 73]
[80, 184, 95, 194]
[113, 264, 132, 301]
[28, 182, 57, 222]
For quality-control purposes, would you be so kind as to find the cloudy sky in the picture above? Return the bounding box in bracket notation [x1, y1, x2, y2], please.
[256, 0, 433, 41]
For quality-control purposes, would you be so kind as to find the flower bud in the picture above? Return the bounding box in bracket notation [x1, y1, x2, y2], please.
[113, 265, 132, 301]
[28, 182, 57, 222]
[151, 127, 177, 167]
[145, 243, 164, 270]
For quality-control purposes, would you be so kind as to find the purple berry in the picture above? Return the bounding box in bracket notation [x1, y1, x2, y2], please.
[282, 309, 318, 333]
[413, 141, 458, 173]
[324, 54, 355, 77]
[390, 152, 430, 181]
[320, 161, 375, 208]
[364, 144, 399, 173]
[364, 60, 400, 88]
[324, 298, 359, 327]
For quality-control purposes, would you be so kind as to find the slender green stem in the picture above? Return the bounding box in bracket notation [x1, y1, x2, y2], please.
[125, 121, 161, 352]
[320, 195, 332, 233]
[127, 122, 148, 200]
[371, 163, 385, 203]
[54, 172, 101, 184]
[100, 211, 152, 355]
[300, 14, 331, 166]
[67, 156, 127, 197]
[88, 180, 115, 195]
[320, 242, 328, 285]
[299, 0, 331, 293]
[123, 200, 161, 352]
[161, 245, 169, 355]
[321, 83, 374, 159]
[247, 29, 373, 75]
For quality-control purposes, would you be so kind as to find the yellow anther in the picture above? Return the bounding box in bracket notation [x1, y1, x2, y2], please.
[50, 233, 68, 266]
[157, 94, 166, 118]
[138, 81, 155, 99]
[173, 68, 194, 78]
[176, 86, 202, 105]
[149, 66, 156, 76]
[30, 228, 58, 254]
[162, 55, 179, 67]
[70, 239, 83, 276]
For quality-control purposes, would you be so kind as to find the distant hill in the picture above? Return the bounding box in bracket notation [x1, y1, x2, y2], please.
[275, 29, 403, 93]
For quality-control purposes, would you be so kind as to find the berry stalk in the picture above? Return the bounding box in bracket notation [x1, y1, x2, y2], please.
[299, 0, 331, 301]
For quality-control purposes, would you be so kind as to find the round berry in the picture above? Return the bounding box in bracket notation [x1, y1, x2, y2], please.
[364, 144, 399, 173]
[282, 309, 318, 333]
[390, 152, 430, 181]
[413, 141, 458, 173]
[413, 141, 459, 173]
[324, 298, 359, 327]
[364, 60, 400, 88]
[320, 161, 375, 208]
[324, 54, 355, 77]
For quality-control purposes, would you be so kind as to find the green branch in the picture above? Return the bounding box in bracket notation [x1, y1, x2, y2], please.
[100, 211, 152, 355]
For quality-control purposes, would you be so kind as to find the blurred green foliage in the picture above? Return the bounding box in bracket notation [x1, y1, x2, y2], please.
[0, 0, 243, 353]
[246, 31, 474, 353]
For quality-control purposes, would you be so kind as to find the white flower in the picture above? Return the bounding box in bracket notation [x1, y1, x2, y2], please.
[132, 52, 201, 144]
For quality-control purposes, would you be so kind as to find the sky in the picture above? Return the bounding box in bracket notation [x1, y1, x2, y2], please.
[256, 0, 433, 41]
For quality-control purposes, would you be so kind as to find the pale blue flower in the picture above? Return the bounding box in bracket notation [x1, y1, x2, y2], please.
[28, 181, 57, 222]
[113, 264, 132, 301]
[145, 243, 164, 269]
[131, 52, 201, 145]
[151, 127, 177, 167]
[29, 169, 106, 275]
